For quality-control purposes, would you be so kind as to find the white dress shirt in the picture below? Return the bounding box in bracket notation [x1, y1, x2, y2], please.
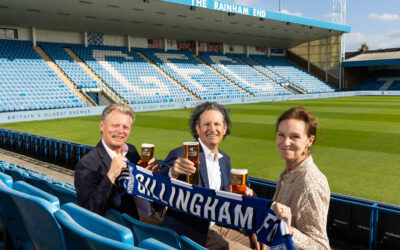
[198, 138, 223, 228]
[168, 139, 224, 227]
[198, 138, 223, 191]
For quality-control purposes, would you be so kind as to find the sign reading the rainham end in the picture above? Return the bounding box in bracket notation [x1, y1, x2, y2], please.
[210, 0, 267, 18]
[161, 0, 267, 18]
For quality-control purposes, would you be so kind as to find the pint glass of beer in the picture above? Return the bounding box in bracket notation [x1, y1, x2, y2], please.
[230, 168, 248, 195]
[183, 142, 200, 185]
[140, 143, 154, 168]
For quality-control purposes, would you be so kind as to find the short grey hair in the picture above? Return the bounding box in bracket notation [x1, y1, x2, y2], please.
[101, 104, 135, 126]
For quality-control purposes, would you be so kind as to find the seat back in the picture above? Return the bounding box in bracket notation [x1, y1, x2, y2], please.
[4, 167, 27, 181]
[0, 171, 13, 188]
[0, 180, 32, 248]
[138, 238, 179, 250]
[105, 208, 126, 225]
[121, 213, 181, 248]
[180, 235, 207, 250]
[11, 181, 66, 250]
[56, 203, 135, 250]
[24, 174, 77, 204]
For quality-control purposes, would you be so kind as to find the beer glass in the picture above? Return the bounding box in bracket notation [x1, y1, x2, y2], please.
[183, 142, 200, 185]
[140, 143, 154, 168]
[230, 168, 248, 195]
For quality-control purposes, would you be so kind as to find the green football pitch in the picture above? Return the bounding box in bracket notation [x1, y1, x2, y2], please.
[1, 96, 400, 206]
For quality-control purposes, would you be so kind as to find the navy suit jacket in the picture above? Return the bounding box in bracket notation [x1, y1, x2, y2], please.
[159, 143, 231, 246]
[74, 140, 141, 218]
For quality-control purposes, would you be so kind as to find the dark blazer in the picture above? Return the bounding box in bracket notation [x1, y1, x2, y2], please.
[159, 143, 231, 246]
[74, 140, 141, 218]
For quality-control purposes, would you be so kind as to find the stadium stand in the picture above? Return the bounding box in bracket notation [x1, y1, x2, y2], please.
[39, 42, 100, 89]
[0, 40, 86, 112]
[353, 70, 400, 90]
[389, 80, 400, 90]
[198, 52, 293, 96]
[0, 39, 341, 112]
[140, 49, 249, 100]
[69, 45, 194, 104]
[251, 55, 337, 93]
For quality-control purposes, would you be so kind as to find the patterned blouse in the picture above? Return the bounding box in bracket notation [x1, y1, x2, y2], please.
[273, 156, 331, 250]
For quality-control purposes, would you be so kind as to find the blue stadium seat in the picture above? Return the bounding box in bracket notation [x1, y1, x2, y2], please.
[24, 174, 77, 205]
[10, 181, 64, 250]
[121, 213, 181, 248]
[105, 207, 125, 225]
[4, 166, 28, 181]
[0, 178, 33, 249]
[0, 179, 61, 249]
[0, 171, 13, 188]
[138, 238, 178, 250]
[179, 235, 207, 250]
[55, 203, 136, 250]
[0, 172, 13, 247]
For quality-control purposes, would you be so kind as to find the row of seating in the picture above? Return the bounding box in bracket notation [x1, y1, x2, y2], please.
[0, 128, 93, 168]
[353, 70, 400, 90]
[199, 52, 292, 96]
[0, 160, 205, 249]
[69, 44, 194, 104]
[0, 39, 85, 112]
[0, 39, 337, 112]
[251, 55, 336, 93]
[40, 42, 100, 89]
[141, 49, 249, 100]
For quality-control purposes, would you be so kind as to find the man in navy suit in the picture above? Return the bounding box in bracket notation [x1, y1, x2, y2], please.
[74, 104, 159, 221]
[160, 102, 254, 249]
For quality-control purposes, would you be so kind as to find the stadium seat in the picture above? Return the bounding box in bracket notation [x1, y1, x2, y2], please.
[179, 235, 207, 250]
[0, 171, 13, 188]
[0, 180, 60, 249]
[4, 166, 28, 181]
[24, 174, 78, 205]
[138, 238, 177, 250]
[105, 208, 125, 225]
[10, 181, 64, 250]
[0, 172, 13, 247]
[121, 213, 181, 248]
[55, 203, 136, 250]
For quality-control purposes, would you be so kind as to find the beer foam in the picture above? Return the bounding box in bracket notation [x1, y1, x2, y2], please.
[183, 142, 199, 146]
[231, 168, 248, 175]
[141, 143, 154, 147]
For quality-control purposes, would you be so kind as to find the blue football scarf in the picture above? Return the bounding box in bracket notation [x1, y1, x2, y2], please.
[120, 162, 294, 249]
